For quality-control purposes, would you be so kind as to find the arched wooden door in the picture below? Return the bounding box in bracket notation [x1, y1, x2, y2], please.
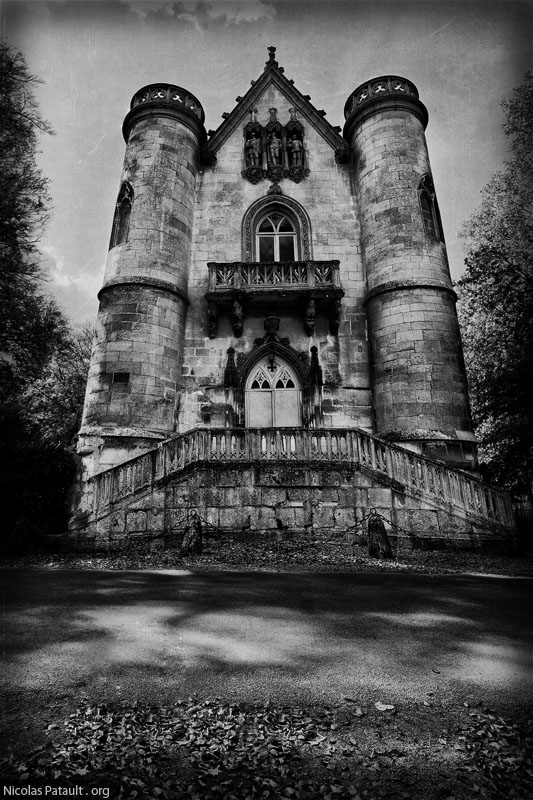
[245, 357, 302, 428]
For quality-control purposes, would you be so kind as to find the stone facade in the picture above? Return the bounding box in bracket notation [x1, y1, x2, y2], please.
[71, 49, 511, 548]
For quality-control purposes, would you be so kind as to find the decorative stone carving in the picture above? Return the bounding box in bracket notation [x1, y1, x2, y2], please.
[309, 346, 323, 388]
[308, 345, 324, 425]
[265, 107, 284, 182]
[266, 130, 282, 166]
[284, 108, 309, 183]
[329, 299, 342, 335]
[200, 144, 217, 166]
[245, 132, 261, 166]
[231, 294, 244, 337]
[207, 300, 218, 339]
[304, 297, 316, 336]
[264, 314, 280, 335]
[267, 182, 282, 195]
[343, 75, 424, 129]
[241, 105, 309, 184]
[288, 135, 303, 167]
[242, 107, 264, 184]
[244, 165, 264, 185]
[266, 46, 278, 67]
[334, 145, 351, 164]
[224, 348, 240, 389]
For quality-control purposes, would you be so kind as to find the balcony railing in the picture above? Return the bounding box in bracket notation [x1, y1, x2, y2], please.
[91, 426, 515, 530]
[205, 260, 344, 337]
[207, 260, 342, 292]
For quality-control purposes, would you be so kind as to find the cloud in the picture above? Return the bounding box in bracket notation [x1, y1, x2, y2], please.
[41, 246, 72, 288]
[41, 246, 104, 295]
[204, 1, 276, 23]
[122, 0, 276, 25]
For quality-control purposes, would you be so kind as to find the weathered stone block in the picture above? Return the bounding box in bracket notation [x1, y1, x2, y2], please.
[126, 510, 147, 532]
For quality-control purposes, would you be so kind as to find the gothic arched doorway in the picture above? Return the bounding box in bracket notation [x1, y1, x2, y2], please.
[245, 356, 302, 427]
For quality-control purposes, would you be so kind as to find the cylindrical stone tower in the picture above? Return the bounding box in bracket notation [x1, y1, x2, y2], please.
[77, 84, 206, 477]
[344, 76, 477, 471]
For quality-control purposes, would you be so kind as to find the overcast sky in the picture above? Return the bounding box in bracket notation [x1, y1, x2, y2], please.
[2, 0, 531, 324]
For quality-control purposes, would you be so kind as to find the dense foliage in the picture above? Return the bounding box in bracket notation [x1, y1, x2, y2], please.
[0, 42, 91, 552]
[457, 73, 533, 498]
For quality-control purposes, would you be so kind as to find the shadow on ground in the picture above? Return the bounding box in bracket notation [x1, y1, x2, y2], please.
[1, 570, 532, 710]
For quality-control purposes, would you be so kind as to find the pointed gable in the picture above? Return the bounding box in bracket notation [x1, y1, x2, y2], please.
[207, 46, 345, 155]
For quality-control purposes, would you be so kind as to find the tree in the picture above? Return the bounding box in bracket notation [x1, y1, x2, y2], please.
[22, 325, 93, 449]
[0, 42, 91, 552]
[457, 72, 533, 498]
[0, 41, 62, 391]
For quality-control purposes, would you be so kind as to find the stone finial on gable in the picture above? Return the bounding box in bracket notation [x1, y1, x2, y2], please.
[266, 46, 278, 68]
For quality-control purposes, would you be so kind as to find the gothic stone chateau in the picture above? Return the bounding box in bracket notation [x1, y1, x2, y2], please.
[71, 47, 515, 548]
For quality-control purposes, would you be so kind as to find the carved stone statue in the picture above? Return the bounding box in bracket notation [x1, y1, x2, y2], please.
[245, 132, 261, 167]
[267, 131, 282, 166]
[289, 135, 303, 166]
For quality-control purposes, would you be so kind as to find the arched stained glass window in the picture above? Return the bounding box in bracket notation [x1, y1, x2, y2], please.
[256, 212, 297, 261]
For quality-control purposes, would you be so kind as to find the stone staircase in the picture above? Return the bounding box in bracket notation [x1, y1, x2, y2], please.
[71, 427, 515, 551]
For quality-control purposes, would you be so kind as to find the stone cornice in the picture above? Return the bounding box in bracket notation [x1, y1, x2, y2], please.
[99, 276, 189, 305]
[364, 279, 456, 304]
[343, 75, 428, 140]
[122, 83, 207, 143]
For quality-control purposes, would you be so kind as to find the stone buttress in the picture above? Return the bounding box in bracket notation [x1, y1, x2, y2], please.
[76, 85, 206, 493]
[344, 76, 477, 470]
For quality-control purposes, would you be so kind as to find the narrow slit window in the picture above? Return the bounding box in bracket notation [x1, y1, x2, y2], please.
[109, 182, 133, 249]
[418, 175, 444, 242]
[420, 192, 437, 238]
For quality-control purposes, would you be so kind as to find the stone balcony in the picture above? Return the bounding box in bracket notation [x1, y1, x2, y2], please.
[205, 260, 344, 337]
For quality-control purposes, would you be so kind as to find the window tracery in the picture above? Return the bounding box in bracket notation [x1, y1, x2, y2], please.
[256, 212, 298, 261]
[418, 174, 444, 242]
[109, 182, 133, 249]
[242, 197, 311, 262]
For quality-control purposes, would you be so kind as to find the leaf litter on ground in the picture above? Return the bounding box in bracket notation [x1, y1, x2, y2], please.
[2, 700, 531, 800]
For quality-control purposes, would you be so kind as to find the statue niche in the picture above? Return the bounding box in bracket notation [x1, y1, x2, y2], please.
[241, 107, 309, 184]
[265, 108, 284, 182]
[242, 107, 264, 184]
[285, 108, 309, 183]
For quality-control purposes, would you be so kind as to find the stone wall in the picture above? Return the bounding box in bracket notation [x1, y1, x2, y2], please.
[346, 97, 476, 469]
[75, 461, 515, 554]
[180, 82, 372, 434]
[78, 98, 205, 478]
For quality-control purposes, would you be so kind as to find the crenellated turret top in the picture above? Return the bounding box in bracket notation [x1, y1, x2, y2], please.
[343, 75, 428, 136]
[122, 83, 205, 141]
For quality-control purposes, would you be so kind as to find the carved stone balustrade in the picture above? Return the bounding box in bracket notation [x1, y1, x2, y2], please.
[205, 260, 344, 337]
[90, 426, 515, 533]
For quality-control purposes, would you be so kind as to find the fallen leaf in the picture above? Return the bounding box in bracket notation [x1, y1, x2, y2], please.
[375, 702, 395, 712]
